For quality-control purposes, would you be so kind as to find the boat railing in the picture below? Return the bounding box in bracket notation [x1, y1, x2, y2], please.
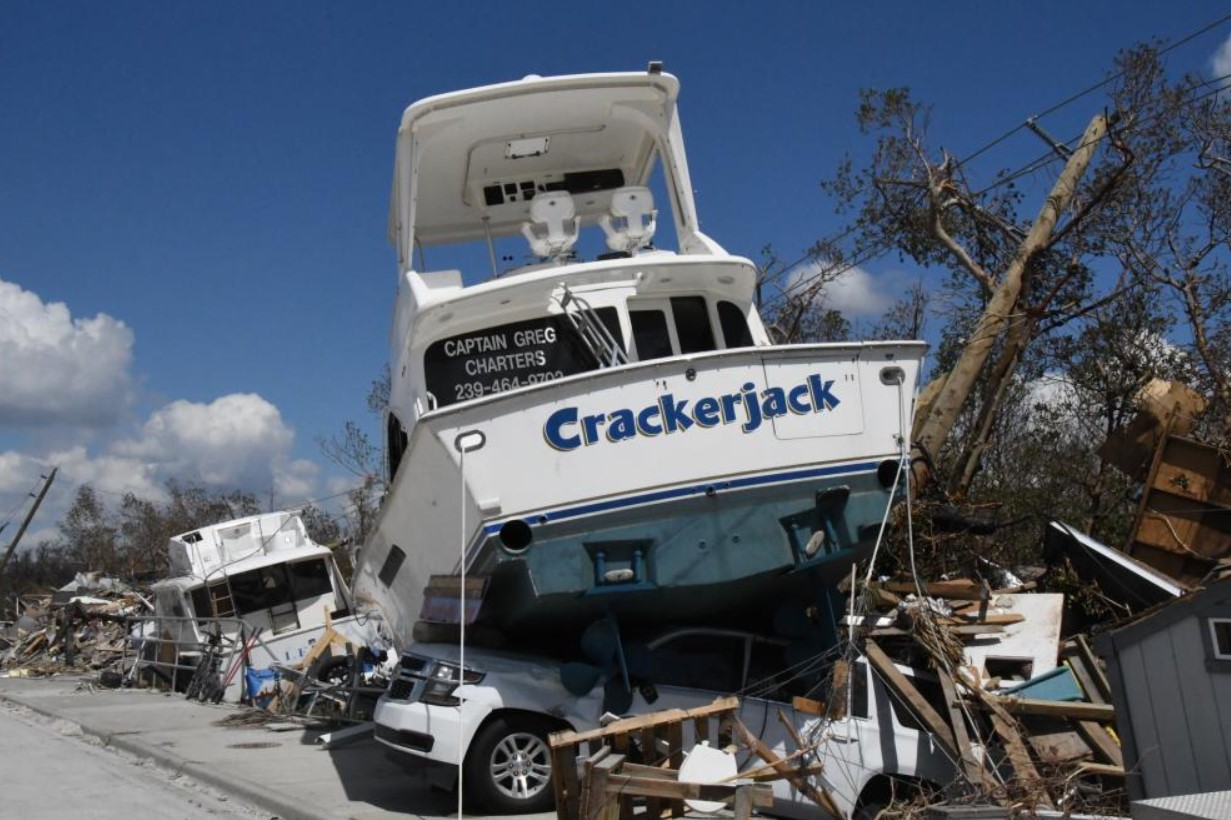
[555, 284, 628, 368]
[115, 614, 284, 693]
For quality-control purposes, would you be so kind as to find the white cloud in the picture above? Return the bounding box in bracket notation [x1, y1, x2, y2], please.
[0, 277, 133, 427]
[784, 261, 893, 317]
[1212, 31, 1231, 83]
[0, 393, 320, 546]
[112, 393, 299, 492]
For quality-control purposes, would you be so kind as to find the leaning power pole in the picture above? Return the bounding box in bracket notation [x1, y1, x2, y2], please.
[911, 112, 1110, 494]
[0, 467, 58, 580]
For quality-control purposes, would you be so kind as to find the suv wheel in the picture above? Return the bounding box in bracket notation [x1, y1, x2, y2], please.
[464, 715, 556, 813]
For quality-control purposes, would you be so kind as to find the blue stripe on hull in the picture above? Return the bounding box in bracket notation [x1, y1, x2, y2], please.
[482, 459, 885, 534]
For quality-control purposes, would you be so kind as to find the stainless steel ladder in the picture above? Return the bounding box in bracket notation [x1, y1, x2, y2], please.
[555, 286, 628, 368]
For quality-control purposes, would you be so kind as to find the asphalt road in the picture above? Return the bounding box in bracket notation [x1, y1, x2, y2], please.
[0, 697, 267, 819]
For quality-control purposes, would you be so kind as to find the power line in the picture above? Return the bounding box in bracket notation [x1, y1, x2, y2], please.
[956, 9, 1231, 170]
[973, 70, 1231, 200]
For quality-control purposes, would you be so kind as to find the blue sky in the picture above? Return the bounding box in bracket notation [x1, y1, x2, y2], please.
[2, 2, 1229, 541]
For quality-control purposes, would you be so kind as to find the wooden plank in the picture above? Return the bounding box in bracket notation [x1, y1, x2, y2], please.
[1073, 720, 1124, 767]
[551, 742, 579, 820]
[937, 670, 993, 788]
[583, 751, 624, 820]
[618, 762, 677, 780]
[869, 623, 1005, 638]
[1074, 635, 1112, 703]
[864, 641, 961, 761]
[995, 696, 1115, 721]
[733, 784, 753, 820]
[883, 579, 987, 600]
[977, 692, 1055, 809]
[791, 695, 826, 716]
[639, 726, 662, 819]
[1067, 657, 1107, 705]
[1077, 761, 1126, 777]
[604, 775, 773, 807]
[692, 714, 710, 746]
[560, 697, 739, 746]
[950, 612, 1025, 626]
[727, 716, 842, 817]
[776, 708, 807, 752]
[742, 763, 827, 782]
[666, 720, 684, 817]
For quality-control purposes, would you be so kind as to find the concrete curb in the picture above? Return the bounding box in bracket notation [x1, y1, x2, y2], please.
[0, 687, 333, 820]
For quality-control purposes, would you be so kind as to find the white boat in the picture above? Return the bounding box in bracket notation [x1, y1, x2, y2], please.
[351, 69, 925, 650]
[150, 510, 385, 699]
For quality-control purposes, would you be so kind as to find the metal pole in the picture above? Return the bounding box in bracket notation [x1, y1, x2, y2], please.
[0, 467, 58, 580]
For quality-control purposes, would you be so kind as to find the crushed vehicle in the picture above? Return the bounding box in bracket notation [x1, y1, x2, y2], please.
[374, 626, 956, 817]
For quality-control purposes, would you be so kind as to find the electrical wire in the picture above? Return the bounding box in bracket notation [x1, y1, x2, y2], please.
[955, 9, 1231, 170]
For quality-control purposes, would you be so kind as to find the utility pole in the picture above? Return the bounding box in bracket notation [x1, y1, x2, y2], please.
[911, 112, 1110, 494]
[0, 467, 58, 580]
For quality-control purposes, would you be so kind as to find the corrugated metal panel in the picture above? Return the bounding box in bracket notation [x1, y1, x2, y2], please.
[1167, 614, 1231, 791]
[1131, 628, 1200, 796]
[1132, 790, 1231, 820]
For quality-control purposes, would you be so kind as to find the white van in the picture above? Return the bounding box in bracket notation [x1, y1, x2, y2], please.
[373, 627, 956, 818]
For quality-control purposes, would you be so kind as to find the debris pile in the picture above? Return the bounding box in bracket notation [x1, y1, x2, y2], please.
[847, 579, 1127, 816]
[1, 577, 149, 679]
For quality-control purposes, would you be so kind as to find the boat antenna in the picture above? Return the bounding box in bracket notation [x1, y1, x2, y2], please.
[481, 216, 498, 278]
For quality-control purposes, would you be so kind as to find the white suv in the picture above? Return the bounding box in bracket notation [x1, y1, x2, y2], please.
[374, 628, 956, 817]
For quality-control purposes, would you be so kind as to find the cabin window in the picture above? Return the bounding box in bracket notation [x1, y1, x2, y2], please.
[650, 632, 745, 693]
[1209, 618, 1231, 660]
[851, 661, 869, 718]
[630, 309, 673, 360]
[190, 586, 212, 620]
[718, 301, 753, 348]
[387, 413, 408, 482]
[288, 559, 333, 601]
[190, 580, 236, 621]
[424, 310, 621, 408]
[670, 296, 716, 354]
[230, 567, 293, 615]
[379, 545, 406, 587]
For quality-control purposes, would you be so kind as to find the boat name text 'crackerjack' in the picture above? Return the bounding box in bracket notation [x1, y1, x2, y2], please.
[543, 373, 840, 451]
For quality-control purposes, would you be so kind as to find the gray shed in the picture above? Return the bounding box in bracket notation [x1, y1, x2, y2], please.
[1096, 575, 1231, 802]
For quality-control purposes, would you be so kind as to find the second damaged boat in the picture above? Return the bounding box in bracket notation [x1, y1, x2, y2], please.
[351, 67, 925, 650]
[149, 510, 386, 700]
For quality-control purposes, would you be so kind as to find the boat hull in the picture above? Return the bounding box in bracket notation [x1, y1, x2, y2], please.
[353, 342, 922, 649]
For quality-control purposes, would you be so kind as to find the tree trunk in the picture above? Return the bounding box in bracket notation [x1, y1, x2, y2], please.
[912, 113, 1109, 495]
[950, 309, 1035, 497]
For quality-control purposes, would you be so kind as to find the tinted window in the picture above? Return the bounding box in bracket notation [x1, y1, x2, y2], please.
[424, 309, 621, 408]
[885, 675, 947, 732]
[718, 301, 754, 348]
[630, 309, 673, 360]
[387, 413, 408, 481]
[746, 639, 801, 700]
[190, 586, 213, 620]
[851, 661, 869, 718]
[651, 633, 745, 693]
[379, 545, 406, 587]
[670, 297, 716, 354]
[288, 559, 333, 600]
[229, 566, 294, 616]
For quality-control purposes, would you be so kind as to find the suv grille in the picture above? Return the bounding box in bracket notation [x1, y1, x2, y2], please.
[387, 652, 432, 701]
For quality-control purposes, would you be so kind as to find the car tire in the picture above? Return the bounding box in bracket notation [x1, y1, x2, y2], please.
[464, 715, 556, 814]
[313, 656, 351, 684]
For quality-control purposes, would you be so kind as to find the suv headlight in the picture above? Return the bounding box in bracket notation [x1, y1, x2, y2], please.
[420, 660, 486, 706]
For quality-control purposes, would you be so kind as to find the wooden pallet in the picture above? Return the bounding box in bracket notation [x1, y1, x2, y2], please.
[548, 697, 746, 820]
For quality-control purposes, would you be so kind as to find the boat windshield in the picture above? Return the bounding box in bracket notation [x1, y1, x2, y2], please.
[424, 308, 622, 408]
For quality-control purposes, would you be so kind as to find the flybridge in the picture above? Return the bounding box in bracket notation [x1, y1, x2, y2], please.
[543, 373, 841, 451]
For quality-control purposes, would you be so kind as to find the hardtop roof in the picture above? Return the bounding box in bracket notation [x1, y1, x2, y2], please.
[388, 70, 699, 268]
